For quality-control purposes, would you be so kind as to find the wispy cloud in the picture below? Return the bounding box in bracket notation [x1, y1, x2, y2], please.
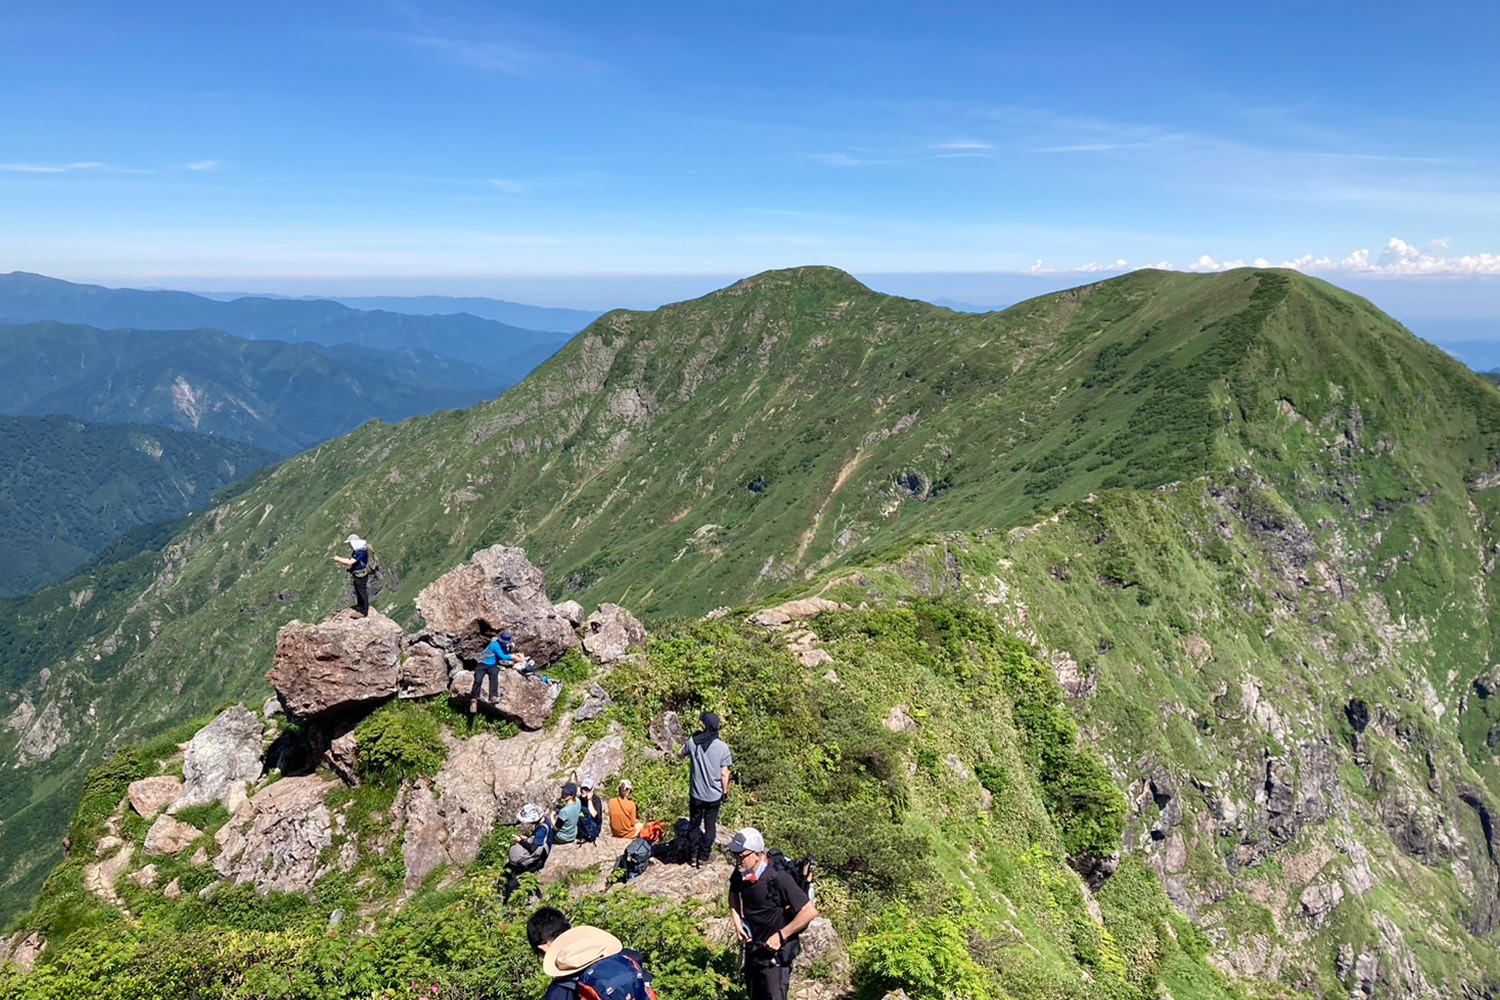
[931, 140, 993, 151]
[1028, 237, 1500, 278]
[0, 161, 107, 173]
[184, 160, 222, 171]
[402, 34, 543, 74]
[488, 178, 526, 193]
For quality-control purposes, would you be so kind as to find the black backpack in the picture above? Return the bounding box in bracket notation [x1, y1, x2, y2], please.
[614, 837, 653, 883]
[766, 849, 816, 900]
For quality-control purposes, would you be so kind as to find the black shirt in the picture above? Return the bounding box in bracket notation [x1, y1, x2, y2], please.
[730, 864, 809, 943]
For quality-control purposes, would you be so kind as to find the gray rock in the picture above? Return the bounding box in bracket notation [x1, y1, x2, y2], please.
[649, 711, 685, 755]
[398, 637, 451, 699]
[883, 704, 917, 733]
[262, 695, 283, 720]
[415, 545, 579, 666]
[214, 775, 345, 894]
[172, 706, 264, 811]
[554, 600, 585, 628]
[145, 814, 202, 856]
[574, 683, 613, 722]
[0, 930, 45, 972]
[1299, 881, 1344, 926]
[581, 603, 648, 665]
[163, 878, 182, 901]
[449, 669, 561, 730]
[127, 863, 158, 889]
[795, 916, 845, 971]
[322, 725, 360, 787]
[268, 611, 403, 720]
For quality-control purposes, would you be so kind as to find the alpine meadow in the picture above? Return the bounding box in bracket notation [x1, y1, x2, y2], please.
[1, 264, 1499, 998]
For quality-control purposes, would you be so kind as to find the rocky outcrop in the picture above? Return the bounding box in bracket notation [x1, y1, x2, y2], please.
[269, 610, 403, 719]
[648, 711, 685, 755]
[0, 929, 45, 972]
[145, 814, 203, 856]
[748, 597, 843, 629]
[398, 637, 451, 699]
[127, 775, 182, 818]
[85, 845, 134, 905]
[581, 604, 648, 665]
[415, 546, 579, 665]
[400, 725, 622, 889]
[574, 683, 613, 722]
[448, 669, 561, 730]
[554, 600, 585, 628]
[214, 776, 350, 894]
[172, 706, 264, 812]
[323, 725, 360, 787]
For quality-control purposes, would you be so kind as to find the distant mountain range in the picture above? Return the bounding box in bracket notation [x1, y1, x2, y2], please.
[0, 415, 277, 595]
[324, 295, 601, 333]
[0, 321, 512, 454]
[0, 272, 570, 378]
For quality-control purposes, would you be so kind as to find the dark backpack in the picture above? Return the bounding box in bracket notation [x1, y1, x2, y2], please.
[576, 950, 658, 1000]
[767, 849, 816, 900]
[615, 837, 652, 883]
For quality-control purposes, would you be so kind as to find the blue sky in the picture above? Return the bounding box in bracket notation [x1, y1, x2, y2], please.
[2, 0, 1498, 318]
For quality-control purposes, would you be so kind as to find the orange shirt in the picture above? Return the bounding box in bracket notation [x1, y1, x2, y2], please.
[608, 796, 639, 838]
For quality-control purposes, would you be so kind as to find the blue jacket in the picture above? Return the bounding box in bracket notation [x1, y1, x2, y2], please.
[481, 637, 515, 667]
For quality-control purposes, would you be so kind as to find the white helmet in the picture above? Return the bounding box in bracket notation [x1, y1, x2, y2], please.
[516, 803, 544, 825]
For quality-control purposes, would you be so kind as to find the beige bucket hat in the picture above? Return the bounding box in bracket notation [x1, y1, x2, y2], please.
[542, 925, 623, 978]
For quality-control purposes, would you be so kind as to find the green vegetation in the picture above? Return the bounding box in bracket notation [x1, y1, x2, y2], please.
[355, 701, 448, 784]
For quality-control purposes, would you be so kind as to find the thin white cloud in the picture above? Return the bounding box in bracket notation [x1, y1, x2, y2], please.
[403, 34, 543, 74]
[931, 140, 993, 151]
[1028, 239, 1500, 277]
[488, 178, 526, 193]
[0, 161, 106, 173]
[184, 160, 222, 171]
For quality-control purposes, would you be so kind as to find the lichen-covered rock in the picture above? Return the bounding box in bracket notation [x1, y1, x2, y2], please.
[554, 600, 585, 628]
[415, 546, 579, 665]
[449, 669, 560, 730]
[581, 603, 647, 665]
[172, 706, 263, 811]
[574, 683, 613, 722]
[269, 610, 402, 719]
[748, 598, 843, 628]
[0, 930, 45, 972]
[649, 711, 685, 755]
[127, 775, 182, 819]
[399, 637, 450, 699]
[214, 776, 346, 893]
[145, 814, 202, 856]
[400, 726, 620, 889]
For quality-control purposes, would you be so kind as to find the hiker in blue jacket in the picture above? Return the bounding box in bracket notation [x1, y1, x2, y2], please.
[332, 534, 373, 616]
[470, 629, 517, 713]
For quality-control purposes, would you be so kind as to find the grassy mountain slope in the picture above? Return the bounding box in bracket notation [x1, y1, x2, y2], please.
[0, 321, 509, 453]
[0, 415, 277, 596]
[0, 271, 562, 375]
[3, 266, 1499, 996]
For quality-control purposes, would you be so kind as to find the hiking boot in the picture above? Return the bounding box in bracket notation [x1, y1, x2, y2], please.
[468, 697, 478, 715]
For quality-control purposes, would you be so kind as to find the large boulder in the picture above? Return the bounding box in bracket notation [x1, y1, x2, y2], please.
[581, 604, 648, 666]
[127, 776, 182, 819]
[214, 775, 352, 894]
[269, 610, 403, 719]
[398, 637, 450, 699]
[144, 814, 202, 856]
[449, 669, 561, 731]
[415, 546, 579, 665]
[748, 597, 844, 629]
[171, 706, 263, 811]
[401, 726, 621, 889]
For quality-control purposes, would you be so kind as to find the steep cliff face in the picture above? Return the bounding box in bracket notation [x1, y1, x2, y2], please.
[2, 266, 1499, 996]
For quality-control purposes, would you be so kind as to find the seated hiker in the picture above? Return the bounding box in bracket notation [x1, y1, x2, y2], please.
[608, 778, 644, 839]
[469, 628, 516, 713]
[552, 782, 582, 845]
[578, 775, 605, 843]
[503, 803, 553, 901]
[528, 907, 658, 1000]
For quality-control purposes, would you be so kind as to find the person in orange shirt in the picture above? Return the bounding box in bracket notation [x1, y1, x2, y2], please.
[608, 778, 643, 838]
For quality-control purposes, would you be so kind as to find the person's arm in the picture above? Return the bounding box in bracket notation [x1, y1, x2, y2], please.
[720, 765, 731, 796]
[767, 899, 818, 951]
[332, 555, 354, 567]
[728, 883, 752, 942]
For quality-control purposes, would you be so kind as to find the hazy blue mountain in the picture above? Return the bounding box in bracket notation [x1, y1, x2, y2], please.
[327, 295, 601, 333]
[0, 321, 510, 453]
[0, 415, 278, 595]
[0, 272, 560, 376]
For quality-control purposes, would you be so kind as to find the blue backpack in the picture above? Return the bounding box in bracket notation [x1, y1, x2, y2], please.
[575, 950, 657, 1000]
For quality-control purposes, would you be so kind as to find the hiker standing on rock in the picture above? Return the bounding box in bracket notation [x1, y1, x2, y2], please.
[727, 827, 818, 1000]
[470, 629, 516, 713]
[332, 534, 374, 617]
[527, 907, 658, 1000]
[680, 710, 732, 867]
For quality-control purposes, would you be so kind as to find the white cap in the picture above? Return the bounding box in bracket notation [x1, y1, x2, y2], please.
[727, 827, 765, 854]
[516, 803, 544, 824]
[346, 534, 367, 550]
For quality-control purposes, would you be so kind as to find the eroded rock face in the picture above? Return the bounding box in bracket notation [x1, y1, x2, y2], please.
[448, 669, 560, 730]
[399, 638, 451, 699]
[128, 775, 182, 819]
[173, 706, 264, 811]
[145, 814, 203, 856]
[415, 546, 579, 665]
[400, 726, 622, 889]
[581, 604, 648, 665]
[214, 776, 347, 894]
[574, 683, 613, 722]
[748, 598, 843, 629]
[649, 711, 685, 755]
[269, 610, 402, 719]
[0, 930, 45, 972]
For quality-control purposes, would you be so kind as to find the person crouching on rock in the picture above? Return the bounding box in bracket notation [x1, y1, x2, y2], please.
[332, 534, 374, 616]
[470, 629, 516, 713]
[527, 907, 658, 1000]
[504, 803, 554, 902]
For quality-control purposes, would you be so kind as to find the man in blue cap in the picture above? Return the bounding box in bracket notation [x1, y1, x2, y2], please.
[470, 628, 517, 713]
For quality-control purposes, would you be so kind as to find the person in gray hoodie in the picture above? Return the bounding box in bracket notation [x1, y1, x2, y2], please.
[679, 711, 732, 867]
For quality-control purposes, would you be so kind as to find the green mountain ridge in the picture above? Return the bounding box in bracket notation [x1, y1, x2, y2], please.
[3, 265, 1500, 997]
[0, 415, 279, 596]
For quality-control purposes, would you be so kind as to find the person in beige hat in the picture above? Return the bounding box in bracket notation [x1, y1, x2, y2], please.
[607, 778, 643, 838]
[527, 907, 658, 999]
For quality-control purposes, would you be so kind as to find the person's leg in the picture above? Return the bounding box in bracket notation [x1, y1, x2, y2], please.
[352, 575, 369, 616]
[767, 966, 790, 1000]
[486, 663, 499, 699]
[746, 963, 788, 1000]
[687, 797, 708, 864]
[698, 796, 722, 862]
[470, 668, 484, 701]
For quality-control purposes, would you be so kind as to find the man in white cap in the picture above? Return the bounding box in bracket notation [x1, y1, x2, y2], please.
[726, 827, 818, 1000]
[332, 534, 373, 617]
[527, 907, 658, 999]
